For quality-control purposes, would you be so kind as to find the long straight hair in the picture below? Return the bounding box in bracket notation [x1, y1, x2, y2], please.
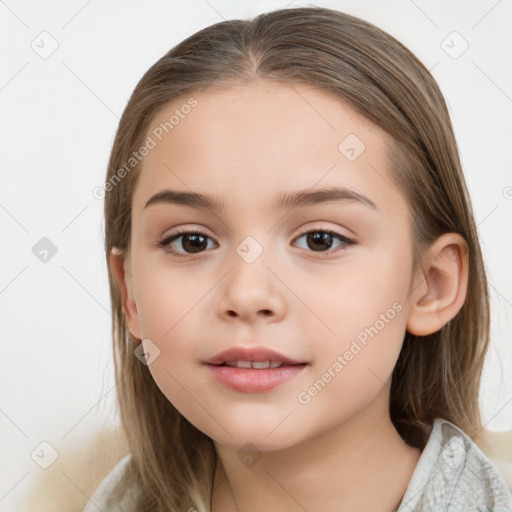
[103, 7, 490, 511]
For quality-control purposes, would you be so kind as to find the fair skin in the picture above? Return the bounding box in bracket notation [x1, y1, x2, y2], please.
[110, 82, 468, 511]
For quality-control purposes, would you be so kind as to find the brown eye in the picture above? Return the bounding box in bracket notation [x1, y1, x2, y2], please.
[157, 230, 216, 258]
[176, 233, 209, 253]
[294, 229, 354, 255]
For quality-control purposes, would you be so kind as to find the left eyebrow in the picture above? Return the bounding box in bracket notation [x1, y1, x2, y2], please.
[275, 186, 377, 211]
[143, 186, 378, 213]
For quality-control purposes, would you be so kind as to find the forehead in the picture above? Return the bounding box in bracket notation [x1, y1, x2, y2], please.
[132, 82, 402, 216]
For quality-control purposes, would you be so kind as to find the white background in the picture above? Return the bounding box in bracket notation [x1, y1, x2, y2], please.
[1, 0, 511, 510]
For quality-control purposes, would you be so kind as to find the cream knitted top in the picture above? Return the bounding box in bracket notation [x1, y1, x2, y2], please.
[83, 418, 512, 512]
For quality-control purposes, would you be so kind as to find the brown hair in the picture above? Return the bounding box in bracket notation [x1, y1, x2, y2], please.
[103, 6, 490, 511]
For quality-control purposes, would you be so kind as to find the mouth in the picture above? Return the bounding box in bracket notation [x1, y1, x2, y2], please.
[209, 360, 305, 369]
[205, 361, 308, 393]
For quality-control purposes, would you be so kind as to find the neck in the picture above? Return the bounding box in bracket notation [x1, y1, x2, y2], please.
[210, 387, 421, 512]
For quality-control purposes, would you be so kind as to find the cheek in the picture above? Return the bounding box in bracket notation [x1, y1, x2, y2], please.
[317, 243, 412, 340]
[132, 267, 214, 407]
[294, 267, 408, 435]
[307, 243, 411, 388]
[134, 264, 211, 340]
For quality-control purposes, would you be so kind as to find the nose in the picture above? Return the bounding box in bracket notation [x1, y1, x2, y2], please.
[216, 255, 286, 324]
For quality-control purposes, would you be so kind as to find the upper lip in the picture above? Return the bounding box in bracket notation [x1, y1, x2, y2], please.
[205, 346, 306, 366]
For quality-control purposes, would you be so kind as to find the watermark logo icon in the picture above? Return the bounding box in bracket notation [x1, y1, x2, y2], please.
[31, 441, 59, 469]
[237, 442, 262, 468]
[31, 31, 59, 59]
[441, 31, 469, 59]
[134, 338, 161, 366]
[338, 133, 366, 161]
[32, 237, 58, 263]
[236, 236, 264, 264]
[441, 439, 465, 469]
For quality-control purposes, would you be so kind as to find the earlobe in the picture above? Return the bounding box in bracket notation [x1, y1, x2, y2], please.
[109, 247, 142, 340]
[406, 234, 469, 337]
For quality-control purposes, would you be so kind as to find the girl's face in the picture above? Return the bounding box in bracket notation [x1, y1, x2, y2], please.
[121, 82, 417, 450]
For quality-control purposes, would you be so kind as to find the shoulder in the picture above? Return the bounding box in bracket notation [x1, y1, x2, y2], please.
[398, 418, 512, 511]
[82, 453, 140, 512]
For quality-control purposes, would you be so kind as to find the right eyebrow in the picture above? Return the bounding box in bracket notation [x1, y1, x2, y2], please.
[144, 189, 226, 212]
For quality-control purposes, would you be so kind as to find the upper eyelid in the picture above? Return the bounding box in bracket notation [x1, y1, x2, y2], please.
[162, 224, 353, 240]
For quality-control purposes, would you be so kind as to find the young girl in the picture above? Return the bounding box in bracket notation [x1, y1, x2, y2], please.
[84, 6, 512, 512]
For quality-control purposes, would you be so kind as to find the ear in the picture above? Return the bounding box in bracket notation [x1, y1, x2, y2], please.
[109, 247, 142, 340]
[406, 233, 469, 336]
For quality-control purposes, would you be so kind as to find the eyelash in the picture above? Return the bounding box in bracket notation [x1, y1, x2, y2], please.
[156, 226, 355, 259]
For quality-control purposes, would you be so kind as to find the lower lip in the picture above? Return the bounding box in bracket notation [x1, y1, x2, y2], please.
[206, 364, 308, 393]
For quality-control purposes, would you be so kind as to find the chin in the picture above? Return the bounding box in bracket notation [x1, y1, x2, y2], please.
[210, 426, 306, 453]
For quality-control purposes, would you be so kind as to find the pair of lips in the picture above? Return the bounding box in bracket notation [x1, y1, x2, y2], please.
[206, 346, 305, 366]
[220, 360, 290, 369]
